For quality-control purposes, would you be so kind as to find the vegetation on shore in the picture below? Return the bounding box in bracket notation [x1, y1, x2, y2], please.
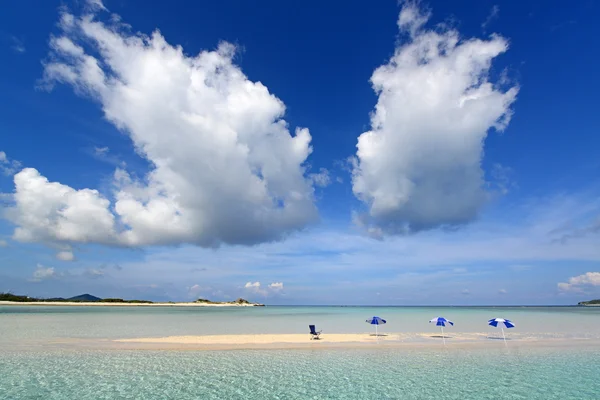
[195, 298, 263, 306]
[578, 299, 600, 306]
[0, 293, 152, 304]
[1, 293, 263, 306]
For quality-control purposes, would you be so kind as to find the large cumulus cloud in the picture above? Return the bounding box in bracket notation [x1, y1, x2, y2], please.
[352, 2, 518, 236]
[7, 4, 318, 248]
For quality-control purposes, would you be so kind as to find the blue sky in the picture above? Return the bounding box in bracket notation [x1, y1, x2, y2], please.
[0, 0, 599, 304]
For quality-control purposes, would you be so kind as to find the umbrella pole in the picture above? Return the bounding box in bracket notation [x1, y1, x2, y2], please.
[376, 324, 378, 337]
[501, 327, 507, 347]
[441, 326, 445, 346]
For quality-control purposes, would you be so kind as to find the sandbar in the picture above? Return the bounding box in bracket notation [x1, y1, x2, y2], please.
[109, 332, 600, 351]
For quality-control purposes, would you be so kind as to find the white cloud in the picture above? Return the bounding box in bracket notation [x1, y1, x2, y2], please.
[309, 168, 331, 188]
[30, 264, 57, 282]
[94, 146, 109, 156]
[90, 146, 126, 168]
[10, 7, 319, 248]
[86, 0, 107, 11]
[245, 281, 266, 296]
[188, 284, 202, 298]
[482, 5, 500, 32]
[498, 288, 507, 295]
[0, 151, 22, 176]
[351, 2, 518, 235]
[245, 281, 261, 289]
[244, 281, 284, 296]
[10, 36, 26, 54]
[7, 168, 118, 245]
[84, 268, 105, 279]
[461, 289, 470, 295]
[268, 282, 284, 291]
[0, 239, 7, 247]
[558, 272, 600, 293]
[56, 250, 75, 262]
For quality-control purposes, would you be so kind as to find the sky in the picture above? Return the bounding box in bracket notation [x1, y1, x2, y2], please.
[0, 0, 599, 305]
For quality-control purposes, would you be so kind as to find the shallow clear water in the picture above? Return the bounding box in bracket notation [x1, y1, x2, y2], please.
[1, 306, 599, 399]
[2, 305, 600, 343]
[1, 348, 599, 399]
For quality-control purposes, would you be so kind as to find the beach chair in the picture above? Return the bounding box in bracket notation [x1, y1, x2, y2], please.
[309, 325, 322, 340]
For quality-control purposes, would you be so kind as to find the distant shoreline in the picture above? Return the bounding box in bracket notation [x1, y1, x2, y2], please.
[0, 301, 264, 307]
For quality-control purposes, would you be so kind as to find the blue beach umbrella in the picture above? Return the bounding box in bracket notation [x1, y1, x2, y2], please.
[366, 316, 386, 337]
[488, 318, 515, 345]
[429, 317, 453, 345]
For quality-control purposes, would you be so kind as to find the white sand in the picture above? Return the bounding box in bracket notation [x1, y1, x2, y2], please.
[0, 301, 260, 307]
[116, 333, 392, 345]
[106, 333, 600, 351]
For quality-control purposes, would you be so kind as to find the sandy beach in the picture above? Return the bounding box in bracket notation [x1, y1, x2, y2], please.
[107, 332, 600, 351]
[116, 333, 388, 344]
[0, 301, 261, 307]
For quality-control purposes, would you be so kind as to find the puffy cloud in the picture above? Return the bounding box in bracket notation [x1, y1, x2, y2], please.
[498, 288, 507, 295]
[351, 2, 518, 235]
[30, 264, 57, 282]
[9, 6, 318, 248]
[558, 272, 600, 293]
[0, 239, 7, 247]
[268, 282, 284, 291]
[56, 250, 75, 262]
[0, 151, 22, 176]
[245, 281, 284, 296]
[245, 281, 261, 289]
[7, 168, 118, 245]
[245, 281, 266, 296]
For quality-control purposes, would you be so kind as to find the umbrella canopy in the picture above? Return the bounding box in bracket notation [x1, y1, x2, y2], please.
[429, 317, 453, 345]
[366, 316, 387, 325]
[488, 318, 515, 346]
[366, 316, 386, 337]
[429, 317, 453, 327]
[488, 318, 515, 328]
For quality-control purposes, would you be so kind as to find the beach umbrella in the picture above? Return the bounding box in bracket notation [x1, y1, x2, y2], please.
[366, 316, 386, 337]
[429, 317, 453, 345]
[488, 318, 515, 346]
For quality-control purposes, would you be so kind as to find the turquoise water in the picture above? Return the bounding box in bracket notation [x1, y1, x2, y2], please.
[1, 306, 600, 398]
[2, 305, 600, 342]
[1, 348, 599, 399]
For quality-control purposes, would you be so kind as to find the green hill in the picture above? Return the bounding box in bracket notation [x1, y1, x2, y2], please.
[67, 294, 101, 302]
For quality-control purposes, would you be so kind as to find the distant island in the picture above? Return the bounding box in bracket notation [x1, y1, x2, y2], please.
[0, 293, 264, 307]
[578, 299, 600, 306]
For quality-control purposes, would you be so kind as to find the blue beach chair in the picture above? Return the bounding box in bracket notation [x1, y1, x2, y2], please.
[309, 325, 322, 340]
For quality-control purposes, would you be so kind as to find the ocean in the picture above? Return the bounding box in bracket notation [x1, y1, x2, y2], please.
[1, 305, 599, 399]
